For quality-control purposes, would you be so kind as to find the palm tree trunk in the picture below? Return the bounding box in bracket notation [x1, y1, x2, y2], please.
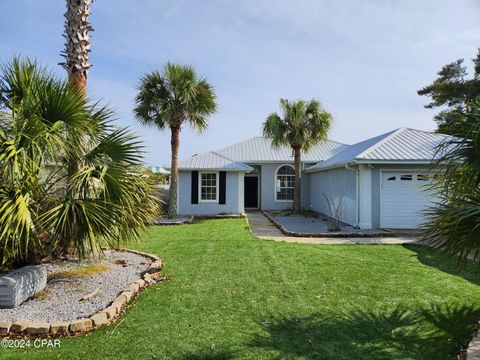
[61, 0, 94, 97]
[293, 146, 302, 212]
[167, 125, 180, 217]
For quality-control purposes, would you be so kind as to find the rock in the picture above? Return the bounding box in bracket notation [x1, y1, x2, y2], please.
[104, 306, 117, 319]
[111, 294, 128, 312]
[69, 318, 93, 333]
[25, 323, 50, 335]
[50, 322, 70, 335]
[121, 291, 133, 302]
[134, 279, 146, 288]
[90, 312, 108, 326]
[0, 266, 47, 308]
[127, 283, 140, 293]
[148, 261, 163, 273]
[0, 321, 11, 334]
[10, 320, 29, 333]
[143, 273, 154, 284]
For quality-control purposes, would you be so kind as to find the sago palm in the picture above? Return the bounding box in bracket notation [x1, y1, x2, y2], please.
[0, 57, 158, 265]
[263, 98, 332, 211]
[134, 62, 217, 217]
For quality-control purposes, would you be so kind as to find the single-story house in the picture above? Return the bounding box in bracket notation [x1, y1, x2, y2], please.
[177, 127, 448, 229]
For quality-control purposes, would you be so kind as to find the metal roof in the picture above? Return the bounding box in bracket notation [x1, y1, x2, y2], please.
[178, 151, 254, 171]
[215, 137, 348, 163]
[307, 128, 450, 172]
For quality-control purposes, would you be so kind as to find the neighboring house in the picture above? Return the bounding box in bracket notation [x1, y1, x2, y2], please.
[177, 128, 449, 229]
[149, 165, 170, 174]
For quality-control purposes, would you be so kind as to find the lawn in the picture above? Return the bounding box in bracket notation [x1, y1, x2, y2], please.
[3, 219, 480, 360]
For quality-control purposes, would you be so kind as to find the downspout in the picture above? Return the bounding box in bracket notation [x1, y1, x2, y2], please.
[344, 162, 360, 227]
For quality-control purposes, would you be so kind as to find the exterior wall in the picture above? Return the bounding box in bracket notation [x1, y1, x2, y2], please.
[309, 167, 357, 226]
[254, 163, 310, 211]
[370, 164, 435, 229]
[178, 171, 244, 215]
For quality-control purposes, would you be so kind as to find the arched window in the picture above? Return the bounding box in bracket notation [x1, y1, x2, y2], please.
[275, 165, 295, 201]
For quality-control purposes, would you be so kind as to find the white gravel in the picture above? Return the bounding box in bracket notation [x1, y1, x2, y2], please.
[0, 250, 152, 323]
[274, 215, 382, 234]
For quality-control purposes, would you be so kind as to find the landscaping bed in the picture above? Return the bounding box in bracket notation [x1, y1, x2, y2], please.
[0, 249, 163, 337]
[265, 211, 393, 237]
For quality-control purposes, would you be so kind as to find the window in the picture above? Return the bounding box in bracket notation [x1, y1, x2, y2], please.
[276, 165, 295, 201]
[200, 172, 218, 202]
[417, 174, 429, 181]
[400, 174, 412, 181]
[386, 176, 396, 181]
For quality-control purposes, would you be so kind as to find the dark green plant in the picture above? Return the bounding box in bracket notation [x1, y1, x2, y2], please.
[263, 98, 332, 211]
[134, 63, 217, 218]
[0, 57, 158, 265]
[418, 49, 480, 133]
[424, 99, 480, 264]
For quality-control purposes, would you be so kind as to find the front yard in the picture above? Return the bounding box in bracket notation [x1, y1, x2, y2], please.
[4, 219, 480, 360]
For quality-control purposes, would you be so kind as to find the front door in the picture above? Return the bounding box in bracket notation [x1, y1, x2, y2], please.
[244, 176, 258, 208]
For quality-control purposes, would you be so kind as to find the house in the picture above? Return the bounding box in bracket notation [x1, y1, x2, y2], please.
[177, 127, 449, 229]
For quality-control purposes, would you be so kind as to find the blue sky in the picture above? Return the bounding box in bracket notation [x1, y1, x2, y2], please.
[1, 0, 479, 166]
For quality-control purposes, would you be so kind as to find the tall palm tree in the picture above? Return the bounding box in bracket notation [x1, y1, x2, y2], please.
[263, 98, 332, 211]
[60, 0, 94, 95]
[134, 63, 217, 217]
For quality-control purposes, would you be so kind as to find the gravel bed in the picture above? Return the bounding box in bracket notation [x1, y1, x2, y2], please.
[274, 215, 383, 234]
[0, 250, 151, 323]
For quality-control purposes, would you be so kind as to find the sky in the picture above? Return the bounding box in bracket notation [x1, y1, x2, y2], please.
[1, 0, 479, 166]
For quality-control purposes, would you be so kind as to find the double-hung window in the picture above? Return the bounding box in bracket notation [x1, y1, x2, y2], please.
[200, 172, 218, 202]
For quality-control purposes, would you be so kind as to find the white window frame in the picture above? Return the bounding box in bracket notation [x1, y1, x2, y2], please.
[275, 164, 295, 202]
[199, 172, 219, 203]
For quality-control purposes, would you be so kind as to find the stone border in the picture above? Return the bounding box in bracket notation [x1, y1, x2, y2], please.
[194, 213, 245, 220]
[154, 216, 194, 226]
[0, 249, 163, 338]
[263, 211, 394, 238]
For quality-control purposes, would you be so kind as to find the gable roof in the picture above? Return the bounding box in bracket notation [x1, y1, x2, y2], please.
[215, 137, 348, 163]
[178, 151, 254, 171]
[306, 128, 450, 172]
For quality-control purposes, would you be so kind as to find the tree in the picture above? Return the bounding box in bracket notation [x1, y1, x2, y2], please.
[263, 99, 332, 211]
[134, 63, 217, 217]
[0, 58, 158, 265]
[60, 0, 94, 95]
[424, 99, 480, 264]
[418, 49, 480, 133]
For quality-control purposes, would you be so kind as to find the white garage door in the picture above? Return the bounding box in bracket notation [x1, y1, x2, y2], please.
[381, 171, 435, 228]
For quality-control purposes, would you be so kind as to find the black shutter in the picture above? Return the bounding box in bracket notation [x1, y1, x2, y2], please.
[191, 171, 198, 204]
[219, 171, 226, 204]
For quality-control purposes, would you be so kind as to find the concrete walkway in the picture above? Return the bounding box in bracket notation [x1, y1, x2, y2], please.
[245, 211, 419, 245]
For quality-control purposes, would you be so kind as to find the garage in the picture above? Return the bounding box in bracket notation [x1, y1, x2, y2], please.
[381, 171, 435, 228]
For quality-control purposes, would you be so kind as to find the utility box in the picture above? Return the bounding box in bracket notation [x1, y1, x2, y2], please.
[0, 266, 47, 308]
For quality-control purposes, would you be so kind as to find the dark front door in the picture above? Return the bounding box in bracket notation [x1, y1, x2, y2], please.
[244, 176, 258, 208]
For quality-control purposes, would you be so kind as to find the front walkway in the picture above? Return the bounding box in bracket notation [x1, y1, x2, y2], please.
[245, 211, 418, 245]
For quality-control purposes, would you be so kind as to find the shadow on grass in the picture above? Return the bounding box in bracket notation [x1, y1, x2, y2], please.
[250, 304, 480, 360]
[404, 244, 480, 286]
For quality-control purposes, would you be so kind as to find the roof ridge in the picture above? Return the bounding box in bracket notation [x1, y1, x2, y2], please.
[210, 151, 249, 166]
[355, 128, 406, 160]
[215, 136, 260, 153]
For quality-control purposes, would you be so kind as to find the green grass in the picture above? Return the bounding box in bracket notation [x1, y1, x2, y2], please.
[4, 219, 480, 360]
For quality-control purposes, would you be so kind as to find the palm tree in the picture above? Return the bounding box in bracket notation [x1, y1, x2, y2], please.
[424, 99, 480, 264]
[0, 57, 158, 265]
[60, 0, 94, 95]
[263, 99, 332, 211]
[134, 63, 217, 217]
